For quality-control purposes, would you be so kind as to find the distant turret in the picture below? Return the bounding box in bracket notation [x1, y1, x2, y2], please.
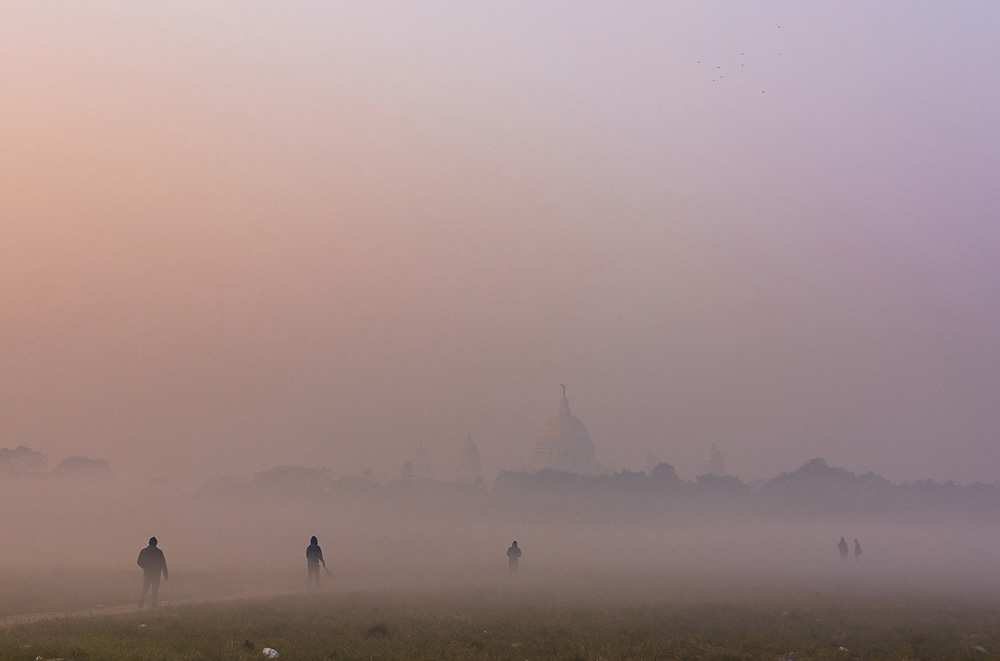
[457, 434, 483, 485]
[702, 443, 724, 475]
[644, 449, 659, 475]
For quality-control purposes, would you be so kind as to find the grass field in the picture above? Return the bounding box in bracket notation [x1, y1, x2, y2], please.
[0, 569, 299, 622]
[1, 570, 998, 661]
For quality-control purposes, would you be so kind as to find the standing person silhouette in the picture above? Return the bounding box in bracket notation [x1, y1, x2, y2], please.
[506, 540, 521, 575]
[854, 538, 863, 560]
[838, 537, 849, 562]
[137, 537, 168, 607]
[306, 536, 326, 590]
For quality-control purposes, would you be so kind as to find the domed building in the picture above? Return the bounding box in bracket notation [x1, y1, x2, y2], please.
[531, 385, 597, 475]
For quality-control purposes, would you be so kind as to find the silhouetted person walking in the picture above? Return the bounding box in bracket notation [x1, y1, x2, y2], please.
[137, 537, 168, 607]
[507, 540, 521, 575]
[306, 536, 326, 590]
[838, 537, 849, 562]
[854, 538, 862, 560]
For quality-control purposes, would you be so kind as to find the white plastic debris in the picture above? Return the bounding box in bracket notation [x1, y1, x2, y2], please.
[839, 647, 849, 652]
[973, 646, 988, 654]
[262, 647, 279, 659]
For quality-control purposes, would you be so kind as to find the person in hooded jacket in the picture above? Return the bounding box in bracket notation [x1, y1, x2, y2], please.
[306, 536, 326, 590]
[137, 536, 168, 607]
[507, 540, 522, 574]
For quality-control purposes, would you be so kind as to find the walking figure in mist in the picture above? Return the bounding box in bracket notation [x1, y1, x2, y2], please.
[306, 535, 327, 590]
[137, 536, 168, 607]
[838, 537, 849, 562]
[854, 538, 862, 560]
[507, 540, 521, 575]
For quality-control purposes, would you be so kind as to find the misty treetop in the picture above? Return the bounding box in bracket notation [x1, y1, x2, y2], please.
[6, 442, 998, 523]
[0, 446, 47, 476]
[0, 446, 114, 481]
[192, 458, 1000, 523]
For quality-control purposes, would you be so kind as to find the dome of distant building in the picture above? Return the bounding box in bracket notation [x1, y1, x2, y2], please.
[532, 385, 596, 474]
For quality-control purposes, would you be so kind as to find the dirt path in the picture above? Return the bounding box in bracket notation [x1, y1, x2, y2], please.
[0, 589, 303, 628]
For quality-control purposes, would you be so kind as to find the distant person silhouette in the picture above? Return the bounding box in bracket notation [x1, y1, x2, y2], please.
[137, 537, 168, 607]
[507, 540, 521, 574]
[854, 538, 862, 560]
[306, 536, 326, 590]
[838, 537, 849, 562]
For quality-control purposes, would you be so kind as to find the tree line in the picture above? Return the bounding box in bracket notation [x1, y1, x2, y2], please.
[194, 457, 1000, 522]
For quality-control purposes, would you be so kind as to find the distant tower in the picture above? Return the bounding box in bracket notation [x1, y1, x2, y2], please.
[644, 449, 659, 475]
[457, 434, 483, 485]
[531, 384, 597, 475]
[702, 443, 724, 475]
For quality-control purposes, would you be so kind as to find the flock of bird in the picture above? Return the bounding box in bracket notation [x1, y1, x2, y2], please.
[694, 25, 786, 94]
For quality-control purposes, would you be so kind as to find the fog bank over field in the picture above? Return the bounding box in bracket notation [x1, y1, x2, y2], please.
[3, 466, 1000, 607]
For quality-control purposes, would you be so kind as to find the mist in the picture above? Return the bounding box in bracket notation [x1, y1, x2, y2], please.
[4, 461, 1000, 615]
[2, 1, 1000, 614]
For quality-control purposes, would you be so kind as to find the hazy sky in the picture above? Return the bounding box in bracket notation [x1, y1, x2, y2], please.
[2, 1, 999, 487]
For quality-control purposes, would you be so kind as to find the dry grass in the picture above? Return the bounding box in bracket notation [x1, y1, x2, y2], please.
[0, 570, 998, 660]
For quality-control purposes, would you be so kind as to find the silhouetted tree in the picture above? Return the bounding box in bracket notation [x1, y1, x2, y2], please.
[649, 462, 681, 490]
[599, 469, 649, 493]
[755, 458, 881, 515]
[0, 446, 47, 477]
[690, 473, 750, 504]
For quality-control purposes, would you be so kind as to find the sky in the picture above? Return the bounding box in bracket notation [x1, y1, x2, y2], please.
[2, 1, 999, 488]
